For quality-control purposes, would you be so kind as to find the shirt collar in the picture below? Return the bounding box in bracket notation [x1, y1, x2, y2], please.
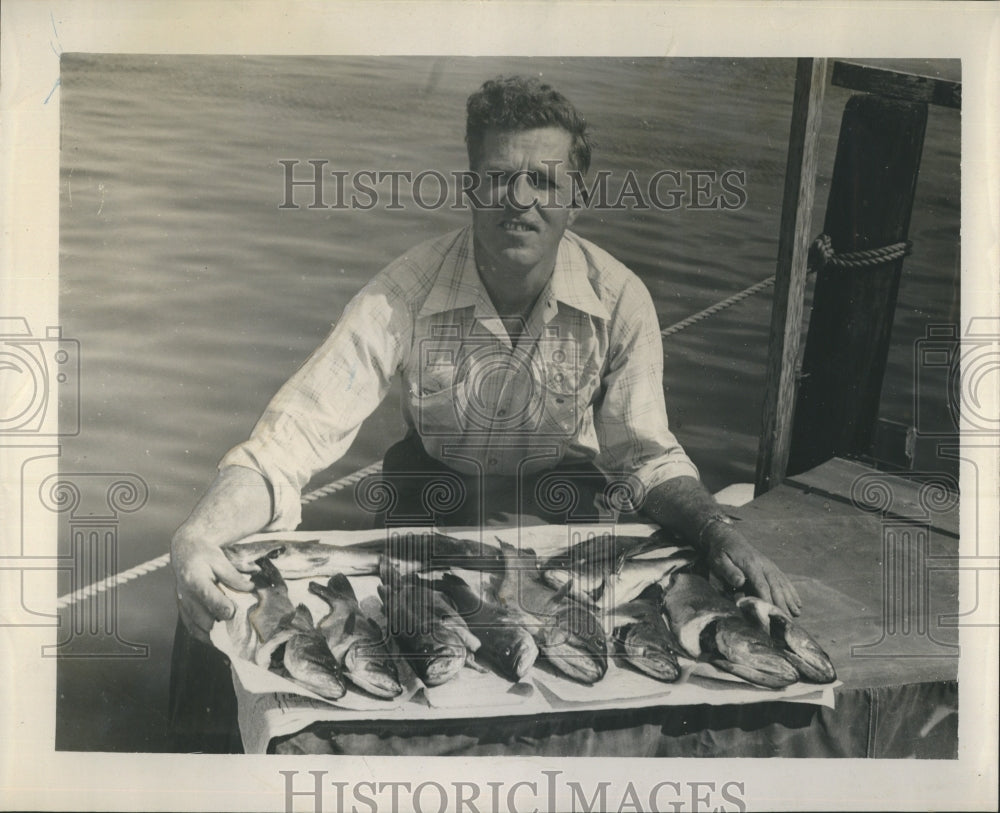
[417, 226, 610, 321]
[417, 227, 490, 318]
[547, 232, 610, 320]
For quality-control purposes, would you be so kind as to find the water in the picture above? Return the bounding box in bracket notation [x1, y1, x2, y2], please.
[55, 56, 960, 750]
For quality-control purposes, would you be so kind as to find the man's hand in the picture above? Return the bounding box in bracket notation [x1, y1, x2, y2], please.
[169, 465, 274, 642]
[171, 531, 253, 642]
[640, 476, 803, 617]
[703, 520, 802, 617]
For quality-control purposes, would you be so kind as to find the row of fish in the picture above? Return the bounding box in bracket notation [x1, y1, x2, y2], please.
[248, 557, 405, 699]
[229, 530, 836, 697]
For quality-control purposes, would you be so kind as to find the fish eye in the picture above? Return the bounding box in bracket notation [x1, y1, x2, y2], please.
[502, 647, 511, 657]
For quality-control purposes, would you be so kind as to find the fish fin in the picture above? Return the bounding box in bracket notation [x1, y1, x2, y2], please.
[439, 572, 466, 589]
[497, 538, 539, 567]
[465, 652, 489, 673]
[737, 595, 781, 630]
[307, 580, 332, 603]
[549, 577, 574, 605]
[325, 573, 358, 602]
[378, 555, 402, 587]
[612, 546, 629, 575]
[637, 581, 665, 604]
[289, 604, 315, 631]
[344, 610, 357, 637]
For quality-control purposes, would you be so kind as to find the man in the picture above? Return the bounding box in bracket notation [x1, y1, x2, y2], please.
[171, 76, 800, 651]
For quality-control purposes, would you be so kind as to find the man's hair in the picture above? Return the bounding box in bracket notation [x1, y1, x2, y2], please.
[465, 76, 592, 174]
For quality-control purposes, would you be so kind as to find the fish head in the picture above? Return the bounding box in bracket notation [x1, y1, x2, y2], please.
[282, 633, 346, 700]
[417, 640, 467, 686]
[503, 633, 540, 681]
[707, 617, 798, 688]
[343, 641, 404, 698]
[538, 601, 609, 684]
[736, 596, 836, 683]
[553, 568, 606, 603]
[615, 619, 681, 682]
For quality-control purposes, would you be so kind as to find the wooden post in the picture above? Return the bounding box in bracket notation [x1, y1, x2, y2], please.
[786, 94, 928, 476]
[754, 58, 827, 497]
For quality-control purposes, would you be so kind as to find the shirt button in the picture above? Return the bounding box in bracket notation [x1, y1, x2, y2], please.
[488, 458, 498, 467]
[497, 408, 507, 417]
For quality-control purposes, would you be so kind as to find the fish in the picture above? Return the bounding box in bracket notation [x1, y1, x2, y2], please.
[247, 555, 298, 663]
[610, 583, 681, 682]
[495, 540, 608, 685]
[660, 571, 798, 689]
[280, 605, 349, 700]
[540, 531, 692, 606]
[378, 562, 482, 687]
[225, 531, 506, 580]
[308, 574, 404, 699]
[247, 557, 346, 699]
[737, 596, 837, 684]
[435, 571, 539, 681]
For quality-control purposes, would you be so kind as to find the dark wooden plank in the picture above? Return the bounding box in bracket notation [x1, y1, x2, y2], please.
[783, 456, 958, 537]
[755, 58, 827, 497]
[867, 417, 916, 471]
[787, 95, 928, 475]
[832, 60, 961, 109]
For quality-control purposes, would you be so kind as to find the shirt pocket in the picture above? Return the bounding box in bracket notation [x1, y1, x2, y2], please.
[409, 369, 466, 439]
[537, 352, 598, 439]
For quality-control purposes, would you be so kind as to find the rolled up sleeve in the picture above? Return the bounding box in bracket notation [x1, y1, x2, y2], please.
[592, 277, 700, 504]
[219, 279, 410, 530]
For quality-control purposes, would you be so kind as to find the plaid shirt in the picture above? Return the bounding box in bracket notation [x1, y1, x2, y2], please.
[222, 226, 699, 530]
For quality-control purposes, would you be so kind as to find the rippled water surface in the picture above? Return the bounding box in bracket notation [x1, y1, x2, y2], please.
[56, 56, 960, 750]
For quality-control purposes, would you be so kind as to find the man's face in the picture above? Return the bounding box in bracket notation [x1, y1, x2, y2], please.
[470, 126, 580, 282]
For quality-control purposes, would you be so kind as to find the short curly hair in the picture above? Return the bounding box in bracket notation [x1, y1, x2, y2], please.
[465, 75, 592, 174]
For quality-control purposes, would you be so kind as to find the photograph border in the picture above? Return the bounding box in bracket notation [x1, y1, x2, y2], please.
[1, 2, 996, 811]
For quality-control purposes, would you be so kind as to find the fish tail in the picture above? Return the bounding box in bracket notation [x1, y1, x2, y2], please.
[309, 573, 358, 604]
[307, 580, 334, 604]
[251, 555, 286, 590]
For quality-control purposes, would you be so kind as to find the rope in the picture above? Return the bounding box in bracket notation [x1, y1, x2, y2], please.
[55, 553, 171, 610]
[56, 233, 913, 607]
[300, 460, 383, 504]
[661, 276, 777, 338]
[809, 233, 912, 270]
[659, 233, 912, 338]
[56, 463, 385, 608]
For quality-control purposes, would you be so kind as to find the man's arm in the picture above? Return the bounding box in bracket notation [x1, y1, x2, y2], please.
[170, 466, 270, 641]
[641, 475, 801, 616]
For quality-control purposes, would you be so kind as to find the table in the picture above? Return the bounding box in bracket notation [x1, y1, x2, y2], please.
[267, 458, 960, 757]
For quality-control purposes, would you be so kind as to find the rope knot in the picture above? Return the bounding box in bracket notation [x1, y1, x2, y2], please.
[809, 233, 913, 271]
